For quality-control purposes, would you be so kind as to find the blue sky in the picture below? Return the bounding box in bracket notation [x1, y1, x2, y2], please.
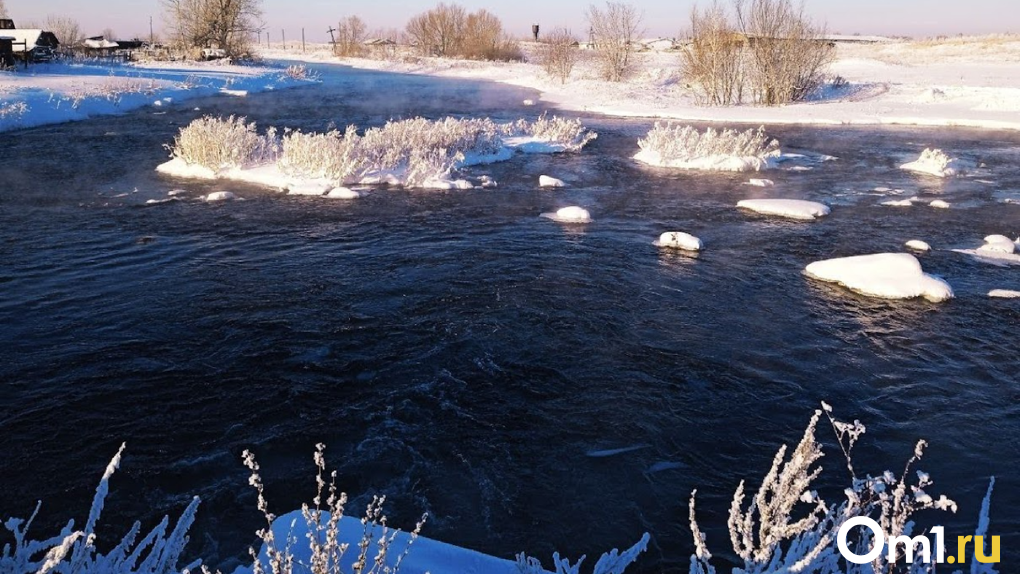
[12, 0, 1020, 42]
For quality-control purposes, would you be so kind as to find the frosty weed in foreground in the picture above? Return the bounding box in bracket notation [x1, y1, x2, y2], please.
[688, 403, 997, 574]
[634, 124, 780, 172]
[2, 405, 999, 574]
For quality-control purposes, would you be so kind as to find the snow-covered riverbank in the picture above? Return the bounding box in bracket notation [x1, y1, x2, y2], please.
[0, 59, 312, 132]
[261, 35, 1020, 130]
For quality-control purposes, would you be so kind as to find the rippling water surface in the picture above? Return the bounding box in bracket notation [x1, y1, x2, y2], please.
[2, 63, 1019, 572]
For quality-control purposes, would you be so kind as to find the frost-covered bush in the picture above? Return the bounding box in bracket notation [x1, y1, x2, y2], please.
[506, 114, 599, 151]
[280, 127, 366, 183]
[687, 403, 998, 574]
[636, 123, 779, 170]
[0, 444, 200, 574]
[168, 115, 279, 169]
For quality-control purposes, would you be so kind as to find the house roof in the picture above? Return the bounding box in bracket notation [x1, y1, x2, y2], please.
[2, 30, 60, 51]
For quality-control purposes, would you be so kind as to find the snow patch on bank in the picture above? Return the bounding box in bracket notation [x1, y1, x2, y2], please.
[805, 253, 954, 302]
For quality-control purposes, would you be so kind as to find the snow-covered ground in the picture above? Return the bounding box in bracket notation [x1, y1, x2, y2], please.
[261, 36, 1020, 130]
[0, 59, 311, 132]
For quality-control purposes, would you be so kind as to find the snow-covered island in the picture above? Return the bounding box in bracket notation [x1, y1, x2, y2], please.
[157, 114, 597, 191]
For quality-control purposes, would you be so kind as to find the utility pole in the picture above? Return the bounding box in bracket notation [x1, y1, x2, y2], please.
[282, 29, 286, 50]
[327, 26, 337, 54]
[302, 28, 305, 53]
[149, 16, 154, 45]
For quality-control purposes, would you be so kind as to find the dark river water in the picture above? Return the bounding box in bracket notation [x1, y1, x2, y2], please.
[1, 62, 1019, 572]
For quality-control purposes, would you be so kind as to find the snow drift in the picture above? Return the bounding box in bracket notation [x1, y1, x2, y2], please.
[804, 253, 954, 302]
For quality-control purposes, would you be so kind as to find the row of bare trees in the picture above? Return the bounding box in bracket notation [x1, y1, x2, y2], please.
[405, 3, 521, 61]
[682, 0, 833, 105]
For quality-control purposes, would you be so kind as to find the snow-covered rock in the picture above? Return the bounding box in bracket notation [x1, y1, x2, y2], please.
[929, 199, 951, 209]
[900, 148, 966, 177]
[805, 253, 954, 302]
[287, 183, 331, 196]
[979, 234, 1016, 254]
[539, 175, 566, 188]
[881, 197, 919, 207]
[541, 206, 592, 223]
[654, 231, 702, 251]
[325, 187, 361, 199]
[905, 240, 931, 252]
[479, 175, 498, 188]
[952, 235, 1020, 266]
[205, 191, 237, 201]
[989, 289, 1020, 298]
[747, 178, 775, 187]
[737, 199, 831, 220]
[167, 189, 187, 197]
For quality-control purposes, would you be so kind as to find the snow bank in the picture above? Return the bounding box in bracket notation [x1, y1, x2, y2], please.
[989, 289, 1020, 298]
[539, 175, 565, 188]
[900, 148, 967, 177]
[0, 61, 311, 133]
[634, 124, 780, 172]
[737, 199, 831, 220]
[654, 231, 702, 251]
[241, 510, 647, 574]
[541, 206, 592, 223]
[952, 234, 1020, 266]
[805, 253, 954, 302]
[287, 183, 332, 196]
[905, 240, 931, 251]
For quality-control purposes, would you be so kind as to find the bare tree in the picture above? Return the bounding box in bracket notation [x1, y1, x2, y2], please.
[461, 9, 520, 60]
[46, 15, 85, 49]
[405, 3, 466, 56]
[101, 27, 118, 40]
[0, 0, 8, 19]
[161, 0, 263, 58]
[734, 0, 832, 104]
[681, 1, 745, 105]
[333, 15, 366, 57]
[586, 2, 642, 81]
[538, 28, 579, 84]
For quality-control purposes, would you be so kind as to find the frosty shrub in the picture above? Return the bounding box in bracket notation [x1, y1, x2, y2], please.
[515, 533, 650, 574]
[637, 123, 778, 163]
[682, 0, 833, 106]
[279, 127, 366, 183]
[168, 115, 279, 169]
[0, 101, 28, 122]
[687, 403, 998, 574]
[284, 65, 310, 81]
[242, 443, 427, 574]
[735, 0, 834, 105]
[506, 113, 600, 151]
[586, 2, 643, 82]
[681, 2, 745, 105]
[333, 16, 367, 58]
[0, 444, 200, 574]
[539, 28, 580, 84]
